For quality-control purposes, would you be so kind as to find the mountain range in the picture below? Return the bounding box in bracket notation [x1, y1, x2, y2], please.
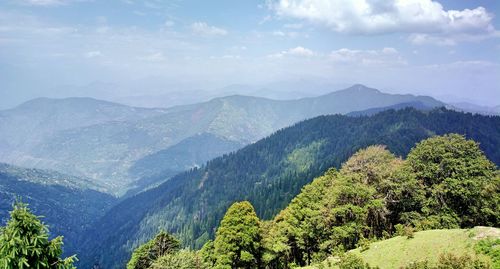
[0, 84, 445, 194]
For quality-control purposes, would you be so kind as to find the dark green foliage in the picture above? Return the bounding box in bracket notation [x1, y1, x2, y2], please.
[0, 202, 76, 269]
[127, 231, 180, 269]
[213, 201, 262, 269]
[80, 108, 500, 268]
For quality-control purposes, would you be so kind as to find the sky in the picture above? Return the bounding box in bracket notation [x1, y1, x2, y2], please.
[0, 0, 499, 109]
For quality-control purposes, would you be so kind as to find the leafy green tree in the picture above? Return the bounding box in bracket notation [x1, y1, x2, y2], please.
[406, 134, 498, 228]
[127, 231, 180, 269]
[214, 201, 262, 269]
[0, 202, 76, 269]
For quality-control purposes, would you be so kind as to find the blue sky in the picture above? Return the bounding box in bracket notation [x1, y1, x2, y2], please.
[0, 0, 499, 108]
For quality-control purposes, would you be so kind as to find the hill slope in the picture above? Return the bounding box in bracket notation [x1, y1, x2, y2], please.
[0, 85, 443, 193]
[304, 227, 499, 269]
[0, 163, 117, 256]
[78, 108, 500, 268]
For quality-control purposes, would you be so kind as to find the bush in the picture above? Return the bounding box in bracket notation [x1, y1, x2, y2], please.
[338, 253, 373, 269]
[474, 238, 499, 268]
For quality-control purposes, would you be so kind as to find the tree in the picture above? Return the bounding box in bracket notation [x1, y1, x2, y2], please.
[127, 231, 180, 269]
[406, 134, 499, 228]
[214, 201, 262, 269]
[0, 202, 76, 269]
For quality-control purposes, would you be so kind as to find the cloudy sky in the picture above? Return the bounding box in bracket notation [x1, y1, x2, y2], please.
[0, 0, 499, 108]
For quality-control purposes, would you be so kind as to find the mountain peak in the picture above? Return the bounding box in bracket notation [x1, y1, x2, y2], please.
[345, 84, 381, 93]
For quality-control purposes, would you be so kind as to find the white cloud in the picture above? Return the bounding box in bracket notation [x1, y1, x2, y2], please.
[190, 22, 227, 37]
[271, 0, 499, 44]
[329, 47, 406, 66]
[85, 50, 101, 58]
[268, 46, 315, 58]
[272, 30, 301, 38]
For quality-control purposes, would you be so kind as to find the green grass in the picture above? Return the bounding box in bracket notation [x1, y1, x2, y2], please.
[303, 227, 499, 269]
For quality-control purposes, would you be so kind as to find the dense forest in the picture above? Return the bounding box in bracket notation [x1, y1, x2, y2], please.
[78, 108, 500, 268]
[124, 134, 499, 268]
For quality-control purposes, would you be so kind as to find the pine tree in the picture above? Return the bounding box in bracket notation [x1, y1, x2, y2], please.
[0, 202, 76, 269]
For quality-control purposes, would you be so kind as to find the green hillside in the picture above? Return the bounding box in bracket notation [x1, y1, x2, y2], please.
[124, 134, 499, 269]
[303, 227, 499, 269]
[78, 108, 500, 268]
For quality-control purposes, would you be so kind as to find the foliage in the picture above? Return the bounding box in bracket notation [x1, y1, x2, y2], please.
[406, 134, 498, 228]
[0, 202, 76, 269]
[263, 135, 499, 267]
[213, 201, 262, 269]
[127, 231, 180, 269]
[474, 238, 500, 268]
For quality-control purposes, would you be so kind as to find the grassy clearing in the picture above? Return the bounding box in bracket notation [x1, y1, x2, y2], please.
[302, 227, 499, 269]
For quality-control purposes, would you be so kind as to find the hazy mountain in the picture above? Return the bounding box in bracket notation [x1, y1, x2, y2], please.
[449, 102, 500, 116]
[78, 108, 500, 268]
[0, 84, 444, 193]
[0, 163, 116, 256]
[0, 97, 164, 155]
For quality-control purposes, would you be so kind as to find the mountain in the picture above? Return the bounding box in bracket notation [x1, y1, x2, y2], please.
[448, 102, 500, 116]
[129, 133, 244, 180]
[78, 108, 500, 268]
[0, 163, 116, 256]
[0, 85, 444, 193]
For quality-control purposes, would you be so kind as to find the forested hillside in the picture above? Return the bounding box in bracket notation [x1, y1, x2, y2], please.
[79, 108, 500, 268]
[126, 135, 499, 269]
[0, 163, 117, 256]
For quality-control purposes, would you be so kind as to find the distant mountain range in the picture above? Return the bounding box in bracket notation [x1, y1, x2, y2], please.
[448, 102, 500, 116]
[77, 108, 500, 268]
[0, 163, 116, 256]
[0, 84, 445, 194]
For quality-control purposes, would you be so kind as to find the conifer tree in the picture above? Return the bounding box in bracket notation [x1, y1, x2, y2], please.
[0, 202, 76, 269]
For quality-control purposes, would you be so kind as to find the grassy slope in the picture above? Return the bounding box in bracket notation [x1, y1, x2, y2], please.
[304, 227, 499, 269]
